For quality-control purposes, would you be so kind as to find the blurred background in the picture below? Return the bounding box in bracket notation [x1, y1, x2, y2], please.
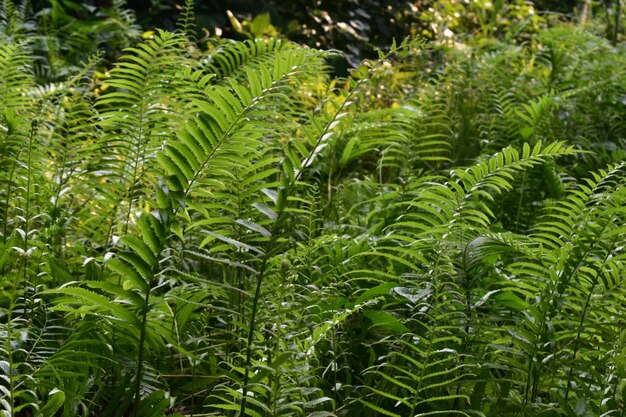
[26, 0, 624, 70]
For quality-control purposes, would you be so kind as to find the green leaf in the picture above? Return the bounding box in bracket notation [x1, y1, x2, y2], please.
[226, 10, 250, 38]
[235, 218, 272, 237]
[120, 234, 156, 266]
[252, 202, 278, 220]
[340, 136, 359, 166]
[249, 13, 274, 38]
[493, 291, 527, 311]
[201, 231, 264, 255]
[40, 388, 65, 417]
[117, 252, 154, 281]
[363, 310, 409, 333]
[358, 399, 402, 417]
[45, 286, 142, 329]
[356, 282, 396, 304]
[106, 258, 149, 293]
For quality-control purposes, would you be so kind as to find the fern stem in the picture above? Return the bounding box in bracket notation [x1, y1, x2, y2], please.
[4, 274, 21, 417]
[132, 286, 152, 417]
[372, 333, 411, 412]
[565, 231, 618, 400]
[239, 238, 275, 414]
[525, 214, 611, 403]
[239, 60, 377, 415]
[22, 120, 34, 276]
[409, 299, 437, 416]
[1, 131, 20, 246]
[514, 171, 526, 233]
[241, 77, 370, 412]
[122, 93, 149, 237]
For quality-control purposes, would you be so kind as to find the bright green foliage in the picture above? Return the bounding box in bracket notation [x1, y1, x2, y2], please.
[1, 2, 626, 417]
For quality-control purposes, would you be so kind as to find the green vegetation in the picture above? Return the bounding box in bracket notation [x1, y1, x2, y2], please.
[1, 1, 626, 416]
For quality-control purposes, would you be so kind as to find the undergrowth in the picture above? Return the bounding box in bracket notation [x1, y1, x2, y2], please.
[1, 1, 625, 416]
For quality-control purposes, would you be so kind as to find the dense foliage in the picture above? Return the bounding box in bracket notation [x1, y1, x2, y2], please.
[1, 1, 626, 416]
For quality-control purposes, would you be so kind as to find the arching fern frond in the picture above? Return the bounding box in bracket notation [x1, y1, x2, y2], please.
[93, 29, 186, 241]
[159, 45, 325, 203]
[0, 40, 32, 113]
[47, 207, 173, 417]
[203, 38, 289, 84]
[464, 163, 626, 414]
[388, 141, 577, 244]
[0, 0, 34, 42]
[0, 39, 35, 245]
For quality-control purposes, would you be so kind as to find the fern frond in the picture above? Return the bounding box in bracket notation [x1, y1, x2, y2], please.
[93, 29, 186, 241]
[0, 40, 32, 113]
[203, 38, 289, 84]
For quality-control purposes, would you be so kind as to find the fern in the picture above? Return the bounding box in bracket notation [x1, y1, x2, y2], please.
[330, 140, 578, 416]
[203, 38, 291, 84]
[46, 207, 171, 416]
[0, 39, 34, 246]
[1, 5, 625, 417]
[93, 29, 186, 243]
